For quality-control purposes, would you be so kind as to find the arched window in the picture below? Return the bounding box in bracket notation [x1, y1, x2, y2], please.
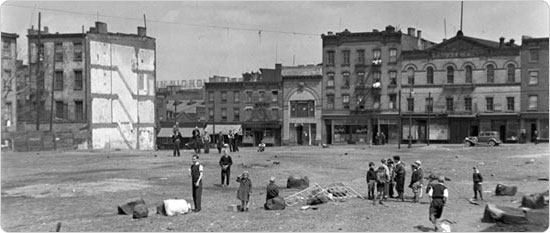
[447, 66, 454, 84]
[486, 64, 495, 83]
[465, 65, 473, 83]
[507, 64, 515, 83]
[426, 67, 434, 84]
[407, 68, 415, 85]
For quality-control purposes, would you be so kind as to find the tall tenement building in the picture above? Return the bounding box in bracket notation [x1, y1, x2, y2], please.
[23, 22, 156, 150]
[520, 36, 549, 142]
[320, 26, 435, 145]
[1, 32, 19, 133]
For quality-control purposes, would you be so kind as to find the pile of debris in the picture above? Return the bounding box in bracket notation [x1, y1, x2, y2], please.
[118, 198, 192, 219]
[284, 183, 364, 207]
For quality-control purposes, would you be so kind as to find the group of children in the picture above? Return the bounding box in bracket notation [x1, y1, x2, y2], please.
[365, 155, 484, 231]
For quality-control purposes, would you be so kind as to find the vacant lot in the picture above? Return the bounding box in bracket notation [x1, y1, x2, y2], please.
[1, 143, 548, 232]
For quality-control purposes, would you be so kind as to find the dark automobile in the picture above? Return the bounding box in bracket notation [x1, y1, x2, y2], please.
[464, 131, 502, 147]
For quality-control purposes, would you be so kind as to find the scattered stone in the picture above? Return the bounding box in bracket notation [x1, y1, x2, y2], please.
[491, 173, 495, 177]
[118, 199, 146, 215]
[273, 161, 280, 165]
[482, 204, 527, 224]
[495, 184, 517, 196]
[521, 193, 546, 209]
[133, 204, 149, 219]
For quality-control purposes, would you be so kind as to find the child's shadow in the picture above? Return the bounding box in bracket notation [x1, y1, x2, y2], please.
[413, 225, 434, 232]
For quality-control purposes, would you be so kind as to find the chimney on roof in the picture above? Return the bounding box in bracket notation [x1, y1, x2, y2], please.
[509, 38, 515, 45]
[43, 26, 49, 33]
[385, 25, 395, 33]
[499, 37, 505, 47]
[327, 31, 333, 35]
[417, 30, 422, 49]
[137, 26, 147, 36]
[373, 29, 379, 32]
[95, 22, 108, 34]
[407, 27, 416, 36]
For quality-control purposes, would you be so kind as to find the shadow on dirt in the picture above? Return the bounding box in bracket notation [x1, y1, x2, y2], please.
[413, 225, 434, 232]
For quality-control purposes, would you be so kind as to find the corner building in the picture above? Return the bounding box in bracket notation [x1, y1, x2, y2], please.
[321, 26, 435, 145]
[401, 31, 521, 143]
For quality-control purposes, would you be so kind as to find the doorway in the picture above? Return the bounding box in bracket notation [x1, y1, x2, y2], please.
[531, 123, 538, 142]
[296, 124, 303, 145]
[325, 121, 332, 144]
[253, 131, 263, 146]
[499, 125, 506, 142]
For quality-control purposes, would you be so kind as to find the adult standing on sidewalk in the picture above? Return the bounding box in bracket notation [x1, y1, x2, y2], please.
[216, 131, 224, 153]
[188, 155, 204, 212]
[393, 155, 406, 201]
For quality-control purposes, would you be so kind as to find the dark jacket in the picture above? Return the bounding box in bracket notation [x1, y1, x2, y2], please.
[366, 168, 377, 183]
[410, 168, 424, 187]
[266, 182, 279, 201]
[473, 173, 483, 183]
[219, 155, 233, 167]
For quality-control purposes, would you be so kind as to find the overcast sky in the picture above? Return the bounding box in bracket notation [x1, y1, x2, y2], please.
[1, 1, 549, 81]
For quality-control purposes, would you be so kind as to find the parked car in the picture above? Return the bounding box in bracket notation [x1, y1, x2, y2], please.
[464, 131, 502, 147]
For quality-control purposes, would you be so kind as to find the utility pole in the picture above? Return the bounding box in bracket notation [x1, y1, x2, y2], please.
[49, 45, 56, 131]
[408, 89, 413, 148]
[398, 89, 401, 149]
[35, 12, 42, 131]
[427, 92, 431, 146]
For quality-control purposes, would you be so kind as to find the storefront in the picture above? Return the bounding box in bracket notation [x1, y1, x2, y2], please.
[242, 122, 282, 147]
[520, 113, 549, 142]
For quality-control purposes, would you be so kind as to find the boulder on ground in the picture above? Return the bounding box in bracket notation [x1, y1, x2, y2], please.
[265, 196, 286, 210]
[521, 193, 546, 209]
[132, 203, 149, 219]
[306, 194, 330, 205]
[118, 199, 146, 215]
[287, 176, 309, 189]
[482, 203, 527, 224]
[495, 184, 517, 196]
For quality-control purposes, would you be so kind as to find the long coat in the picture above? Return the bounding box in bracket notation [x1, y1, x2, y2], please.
[236, 177, 252, 201]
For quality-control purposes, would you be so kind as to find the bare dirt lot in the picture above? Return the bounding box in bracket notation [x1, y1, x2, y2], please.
[1, 143, 548, 232]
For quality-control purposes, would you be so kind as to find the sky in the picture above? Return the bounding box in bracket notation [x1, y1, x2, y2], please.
[1, 1, 549, 81]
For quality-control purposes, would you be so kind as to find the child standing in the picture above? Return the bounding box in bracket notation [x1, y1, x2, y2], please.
[236, 171, 252, 212]
[366, 162, 377, 200]
[373, 165, 389, 205]
[473, 167, 483, 200]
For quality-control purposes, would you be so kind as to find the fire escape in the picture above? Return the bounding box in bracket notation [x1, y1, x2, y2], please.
[353, 58, 382, 114]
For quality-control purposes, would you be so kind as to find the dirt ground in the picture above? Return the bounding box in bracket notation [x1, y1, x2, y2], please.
[1, 143, 548, 232]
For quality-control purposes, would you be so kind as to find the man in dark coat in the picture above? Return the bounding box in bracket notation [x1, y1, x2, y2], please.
[171, 131, 182, 157]
[192, 126, 201, 154]
[188, 155, 204, 212]
[393, 155, 406, 201]
[217, 132, 224, 153]
[219, 149, 233, 187]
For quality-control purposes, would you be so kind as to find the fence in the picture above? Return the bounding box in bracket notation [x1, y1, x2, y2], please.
[4, 131, 81, 152]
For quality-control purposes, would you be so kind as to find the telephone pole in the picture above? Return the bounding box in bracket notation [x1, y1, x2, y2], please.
[35, 12, 42, 131]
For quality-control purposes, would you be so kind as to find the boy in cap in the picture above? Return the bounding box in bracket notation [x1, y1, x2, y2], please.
[472, 167, 483, 200]
[409, 160, 423, 203]
[428, 176, 448, 231]
[366, 162, 377, 200]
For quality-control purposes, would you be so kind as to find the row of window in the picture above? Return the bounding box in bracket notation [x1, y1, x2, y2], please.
[53, 42, 83, 62]
[325, 95, 540, 111]
[326, 48, 396, 66]
[208, 90, 279, 103]
[208, 108, 280, 121]
[54, 100, 84, 120]
[406, 64, 518, 85]
[325, 65, 540, 88]
[54, 70, 83, 91]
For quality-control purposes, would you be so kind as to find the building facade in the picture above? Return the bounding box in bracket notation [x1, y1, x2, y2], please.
[24, 22, 156, 150]
[204, 64, 283, 146]
[401, 31, 522, 143]
[321, 26, 435, 145]
[520, 36, 549, 142]
[1, 32, 19, 133]
[282, 64, 323, 145]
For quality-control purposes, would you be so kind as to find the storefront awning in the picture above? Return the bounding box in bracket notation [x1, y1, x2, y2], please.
[204, 124, 242, 135]
[157, 127, 196, 138]
[448, 114, 477, 118]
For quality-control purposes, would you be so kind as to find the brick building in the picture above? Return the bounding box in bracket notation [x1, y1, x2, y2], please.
[23, 22, 156, 150]
[401, 31, 522, 143]
[1, 32, 19, 133]
[204, 64, 283, 146]
[321, 26, 435, 145]
[282, 64, 323, 145]
[520, 36, 549, 142]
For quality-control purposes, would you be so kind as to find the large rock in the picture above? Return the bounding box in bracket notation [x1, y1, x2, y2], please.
[163, 199, 191, 216]
[521, 193, 546, 209]
[482, 204, 528, 224]
[132, 204, 149, 219]
[287, 176, 309, 189]
[118, 199, 146, 215]
[495, 184, 517, 196]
